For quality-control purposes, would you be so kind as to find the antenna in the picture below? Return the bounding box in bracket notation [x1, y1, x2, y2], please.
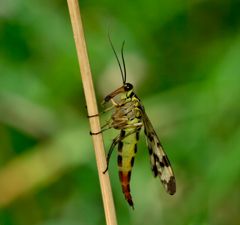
[121, 41, 127, 83]
[108, 33, 126, 84]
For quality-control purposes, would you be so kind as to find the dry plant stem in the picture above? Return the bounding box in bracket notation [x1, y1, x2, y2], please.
[66, 1, 118, 225]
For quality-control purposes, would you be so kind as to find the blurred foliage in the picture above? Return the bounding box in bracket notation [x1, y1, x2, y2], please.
[0, 0, 240, 225]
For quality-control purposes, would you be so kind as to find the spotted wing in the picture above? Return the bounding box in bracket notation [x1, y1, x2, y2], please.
[141, 108, 176, 195]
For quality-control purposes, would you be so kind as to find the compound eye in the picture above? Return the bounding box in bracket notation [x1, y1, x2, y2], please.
[124, 83, 133, 91]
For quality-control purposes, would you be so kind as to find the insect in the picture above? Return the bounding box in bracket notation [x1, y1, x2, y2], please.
[92, 38, 176, 209]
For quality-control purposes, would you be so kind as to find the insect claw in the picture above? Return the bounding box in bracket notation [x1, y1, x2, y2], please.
[88, 114, 99, 118]
[103, 166, 108, 174]
[89, 131, 102, 135]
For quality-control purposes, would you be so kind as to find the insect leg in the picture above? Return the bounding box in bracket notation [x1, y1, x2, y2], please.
[103, 134, 121, 174]
[90, 97, 132, 119]
[90, 119, 113, 135]
[88, 104, 116, 118]
[103, 129, 139, 173]
[113, 122, 143, 130]
[90, 127, 111, 135]
[88, 114, 99, 118]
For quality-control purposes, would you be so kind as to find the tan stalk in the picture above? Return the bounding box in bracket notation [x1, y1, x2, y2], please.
[66, 1, 118, 224]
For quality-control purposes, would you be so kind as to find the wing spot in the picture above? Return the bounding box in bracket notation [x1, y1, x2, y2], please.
[162, 155, 170, 167]
[148, 147, 153, 155]
[159, 161, 165, 167]
[152, 165, 158, 177]
[148, 134, 154, 142]
[167, 176, 176, 195]
[156, 142, 162, 148]
[153, 153, 158, 161]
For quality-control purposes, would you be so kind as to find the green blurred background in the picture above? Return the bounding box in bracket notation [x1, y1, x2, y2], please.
[0, 0, 240, 224]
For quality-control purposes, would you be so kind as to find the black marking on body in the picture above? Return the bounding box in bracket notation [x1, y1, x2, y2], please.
[127, 171, 131, 180]
[144, 128, 147, 135]
[134, 144, 138, 153]
[128, 199, 134, 208]
[118, 155, 122, 167]
[119, 171, 123, 180]
[136, 132, 140, 141]
[120, 130, 125, 137]
[118, 141, 123, 152]
[129, 91, 135, 98]
[130, 157, 135, 167]
[148, 147, 153, 155]
[134, 94, 141, 101]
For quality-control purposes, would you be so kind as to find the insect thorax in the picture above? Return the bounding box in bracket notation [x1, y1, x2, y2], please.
[111, 93, 143, 130]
